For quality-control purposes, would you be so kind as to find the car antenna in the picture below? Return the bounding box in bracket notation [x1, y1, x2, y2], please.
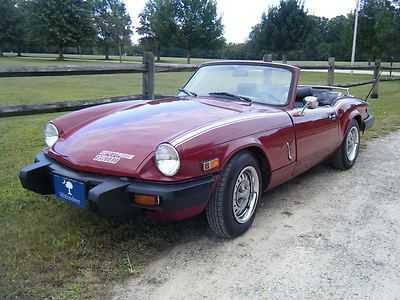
[364, 71, 382, 102]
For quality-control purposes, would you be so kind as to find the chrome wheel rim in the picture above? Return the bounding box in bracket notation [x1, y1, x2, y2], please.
[232, 166, 260, 224]
[346, 126, 359, 162]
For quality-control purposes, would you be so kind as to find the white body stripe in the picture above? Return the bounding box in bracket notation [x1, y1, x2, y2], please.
[170, 114, 268, 147]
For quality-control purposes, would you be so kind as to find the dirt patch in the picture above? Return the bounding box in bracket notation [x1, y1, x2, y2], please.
[113, 131, 400, 299]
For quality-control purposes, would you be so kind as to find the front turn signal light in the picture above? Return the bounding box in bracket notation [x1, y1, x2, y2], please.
[203, 158, 220, 171]
[133, 194, 160, 206]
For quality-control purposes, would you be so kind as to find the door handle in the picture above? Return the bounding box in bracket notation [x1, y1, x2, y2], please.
[328, 113, 337, 120]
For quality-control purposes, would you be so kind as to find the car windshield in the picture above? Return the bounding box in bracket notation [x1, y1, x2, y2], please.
[178, 64, 293, 105]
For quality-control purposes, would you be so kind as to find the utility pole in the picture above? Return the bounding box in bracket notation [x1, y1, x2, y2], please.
[351, 0, 360, 72]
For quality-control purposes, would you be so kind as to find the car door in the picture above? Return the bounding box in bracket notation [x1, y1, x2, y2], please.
[288, 105, 340, 176]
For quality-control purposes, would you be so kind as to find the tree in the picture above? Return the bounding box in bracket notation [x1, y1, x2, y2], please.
[137, 0, 179, 61]
[325, 15, 353, 60]
[175, 0, 224, 64]
[12, 0, 29, 56]
[299, 16, 328, 60]
[93, 0, 133, 60]
[223, 43, 248, 60]
[250, 0, 311, 62]
[29, 0, 94, 60]
[358, 0, 398, 61]
[0, 0, 18, 56]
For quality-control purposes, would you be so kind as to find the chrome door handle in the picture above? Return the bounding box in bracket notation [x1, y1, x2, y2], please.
[328, 113, 337, 120]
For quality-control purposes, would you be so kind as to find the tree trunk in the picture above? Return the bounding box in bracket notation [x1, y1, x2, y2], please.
[105, 46, 109, 60]
[156, 44, 161, 62]
[58, 44, 64, 61]
[0, 46, 3, 57]
[186, 51, 191, 64]
[282, 53, 287, 64]
[118, 41, 122, 63]
[17, 47, 22, 56]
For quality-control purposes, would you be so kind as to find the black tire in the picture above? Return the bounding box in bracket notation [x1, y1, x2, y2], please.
[206, 151, 262, 238]
[331, 119, 361, 170]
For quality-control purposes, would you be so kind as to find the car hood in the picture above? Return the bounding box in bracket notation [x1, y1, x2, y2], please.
[49, 97, 255, 177]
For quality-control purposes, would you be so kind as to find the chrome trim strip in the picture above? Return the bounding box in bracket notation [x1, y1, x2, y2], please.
[170, 114, 267, 147]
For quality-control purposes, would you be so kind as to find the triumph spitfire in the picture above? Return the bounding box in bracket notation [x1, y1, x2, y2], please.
[20, 61, 374, 238]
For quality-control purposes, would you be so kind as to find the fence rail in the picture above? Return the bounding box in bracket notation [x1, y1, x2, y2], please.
[1, 53, 399, 117]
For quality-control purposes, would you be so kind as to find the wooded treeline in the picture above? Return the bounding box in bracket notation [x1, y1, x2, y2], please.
[1, 0, 399, 62]
[231, 0, 400, 62]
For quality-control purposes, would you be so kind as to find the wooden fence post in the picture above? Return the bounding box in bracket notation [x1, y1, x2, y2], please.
[371, 60, 381, 99]
[327, 57, 335, 86]
[142, 52, 155, 100]
[263, 54, 272, 62]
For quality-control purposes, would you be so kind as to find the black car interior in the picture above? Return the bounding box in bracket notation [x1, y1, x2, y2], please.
[295, 86, 345, 108]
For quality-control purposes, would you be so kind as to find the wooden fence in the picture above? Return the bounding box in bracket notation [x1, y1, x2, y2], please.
[1, 52, 399, 117]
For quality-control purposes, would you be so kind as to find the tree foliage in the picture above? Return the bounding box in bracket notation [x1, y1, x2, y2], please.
[175, 0, 224, 63]
[93, 0, 133, 60]
[250, 0, 311, 62]
[29, 0, 94, 60]
[137, 0, 224, 63]
[245, 0, 400, 62]
[0, 0, 18, 56]
[137, 0, 180, 61]
[358, 0, 399, 61]
[1, 0, 400, 62]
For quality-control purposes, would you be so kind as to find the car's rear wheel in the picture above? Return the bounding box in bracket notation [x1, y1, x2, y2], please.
[331, 119, 360, 170]
[206, 151, 261, 238]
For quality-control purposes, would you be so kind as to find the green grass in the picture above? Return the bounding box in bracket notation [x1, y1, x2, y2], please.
[0, 54, 394, 106]
[0, 73, 193, 105]
[0, 55, 399, 298]
[0, 52, 212, 65]
[0, 114, 208, 298]
[2, 52, 399, 67]
[0, 66, 377, 106]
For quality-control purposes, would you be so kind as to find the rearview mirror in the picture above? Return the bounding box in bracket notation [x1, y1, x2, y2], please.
[300, 96, 318, 115]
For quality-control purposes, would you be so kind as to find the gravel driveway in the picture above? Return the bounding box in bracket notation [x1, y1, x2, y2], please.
[114, 131, 400, 300]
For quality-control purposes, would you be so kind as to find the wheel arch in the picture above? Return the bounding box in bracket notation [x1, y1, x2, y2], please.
[221, 143, 271, 192]
[354, 114, 364, 131]
[343, 110, 363, 136]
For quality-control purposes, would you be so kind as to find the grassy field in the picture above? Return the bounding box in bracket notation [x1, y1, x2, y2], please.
[0, 58, 375, 106]
[0, 72, 376, 106]
[2, 52, 399, 67]
[0, 53, 212, 66]
[0, 56, 399, 298]
[0, 53, 394, 106]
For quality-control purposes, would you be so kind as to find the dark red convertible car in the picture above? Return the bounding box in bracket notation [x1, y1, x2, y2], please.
[20, 61, 374, 238]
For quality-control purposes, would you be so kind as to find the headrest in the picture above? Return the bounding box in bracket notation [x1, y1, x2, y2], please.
[296, 86, 313, 102]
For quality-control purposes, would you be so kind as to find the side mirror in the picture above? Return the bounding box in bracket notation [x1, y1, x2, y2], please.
[300, 96, 318, 115]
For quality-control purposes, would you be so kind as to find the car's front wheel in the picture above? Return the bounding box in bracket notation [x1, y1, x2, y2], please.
[206, 151, 261, 238]
[331, 119, 361, 170]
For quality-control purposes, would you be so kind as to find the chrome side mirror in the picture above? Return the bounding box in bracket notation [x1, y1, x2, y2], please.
[300, 96, 318, 115]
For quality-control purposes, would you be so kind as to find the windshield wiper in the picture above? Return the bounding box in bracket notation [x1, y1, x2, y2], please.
[179, 88, 197, 97]
[208, 92, 253, 103]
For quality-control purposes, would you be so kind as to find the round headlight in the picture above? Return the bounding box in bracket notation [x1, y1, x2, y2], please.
[155, 143, 180, 176]
[45, 123, 59, 147]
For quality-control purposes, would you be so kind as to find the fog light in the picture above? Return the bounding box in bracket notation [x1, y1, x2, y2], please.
[133, 194, 160, 206]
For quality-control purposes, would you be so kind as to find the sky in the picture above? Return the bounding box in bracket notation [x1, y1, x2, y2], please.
[124, 0, 357, 44]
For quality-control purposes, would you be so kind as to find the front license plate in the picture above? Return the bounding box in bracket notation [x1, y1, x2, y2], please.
[54, 175, 86, 208]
